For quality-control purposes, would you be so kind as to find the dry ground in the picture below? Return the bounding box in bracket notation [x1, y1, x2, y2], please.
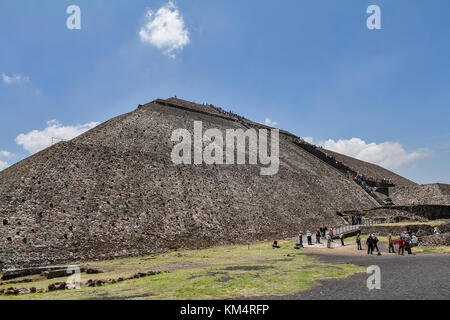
[1, 237, 448, 300]
[0, 240, 364, 300]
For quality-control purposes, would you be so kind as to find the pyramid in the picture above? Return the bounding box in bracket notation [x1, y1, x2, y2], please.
[0, 98, 414, 269]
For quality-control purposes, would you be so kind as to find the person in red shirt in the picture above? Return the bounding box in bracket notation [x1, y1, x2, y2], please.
[395, 237, 406, 255]
[328, 229, 334, 242]
[315, 229, 321, 244]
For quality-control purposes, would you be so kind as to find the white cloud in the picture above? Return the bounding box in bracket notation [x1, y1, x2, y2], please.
[308, 137, 427, 170]
[0, 150, 14, 158]
[1, 73, 30, 85]
[0, 160, 9, 171]
[15, 120, 100, 154]
[139, 1, 190, 58]
[264, 118, 279, 127]
[303, 137, 314, 144]
[0, 150, 15, 171]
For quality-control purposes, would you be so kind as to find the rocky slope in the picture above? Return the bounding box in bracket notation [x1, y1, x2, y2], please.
[0, 98, 415, 269]
[324, 150, 417, 188]
[390, 183, 450, 205]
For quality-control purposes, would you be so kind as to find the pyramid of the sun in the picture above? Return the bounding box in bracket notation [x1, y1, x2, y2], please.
[0, 98, 424, 269]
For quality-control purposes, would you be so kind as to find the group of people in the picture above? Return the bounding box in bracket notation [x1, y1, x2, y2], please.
[271, 217, 425, 257]
[202, 102, 251, 127]
[354, 175, 379, 199]
[295, 138, 389, 205]
[389, 231, 418, 255]
[300, 229, 327, 246]
[350, 215, 362, 225]
[274, 228, 422, 256]
[362, 233, 381, 255]
[355, 230, 419, 256]
[292, 227, 346, 249]
[353, 174, 393, 187]
[296, 138, 354, 176]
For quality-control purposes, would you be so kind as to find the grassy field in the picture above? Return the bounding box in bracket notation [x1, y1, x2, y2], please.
[372, 220, 448, 227]
[413, 246, 450, 254]
[0, 240, 365, 300]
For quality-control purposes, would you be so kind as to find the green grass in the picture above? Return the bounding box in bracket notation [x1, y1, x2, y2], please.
[413, 246, 450, 254]
[346, 235, 389, 243]
[371, 220, 447, 227]
[0, 241, 365, 300]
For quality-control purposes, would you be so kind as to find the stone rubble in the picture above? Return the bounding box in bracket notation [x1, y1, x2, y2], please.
[418, 233, 450, 246]
[0, 270, 167, 296]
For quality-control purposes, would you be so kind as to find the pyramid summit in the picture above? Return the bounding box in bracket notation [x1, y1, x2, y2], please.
[0, 98, 447, 269]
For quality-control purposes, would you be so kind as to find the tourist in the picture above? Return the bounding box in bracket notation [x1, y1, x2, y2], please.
[339, 233, 345, 246]
[366, 235, 374, 255]
[411, 234, 418, 247]
[395, 236, 406, 255]
[329, 229, 334, 242]
[372, 234, 380, 254]
[326, 233, 332, 248]
[356, 233, 362, 250]
[306, 231, 312, 245]
[298, 232, 304, 247]
[272, 241, 281, 249]
[405, 235, 413, 255]
[315, 229, 321, 244]
[321, 226, 327, 238]
[434, 227, 441, 235]
[388, 234, 395, 253]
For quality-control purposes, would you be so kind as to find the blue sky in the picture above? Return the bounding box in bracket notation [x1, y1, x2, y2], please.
[0, 0, 449, 184]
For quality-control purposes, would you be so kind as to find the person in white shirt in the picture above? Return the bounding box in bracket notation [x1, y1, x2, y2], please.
[306, 231, 312, 245]
[326, 233, 331, 248]
[339, 233, 345, 246]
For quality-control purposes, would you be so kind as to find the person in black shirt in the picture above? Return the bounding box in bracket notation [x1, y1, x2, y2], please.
[321, 226, 327, 238]
[366, 235, 374, 255]
[372, 234, 380, 254]
[356, 234, 363, 250]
